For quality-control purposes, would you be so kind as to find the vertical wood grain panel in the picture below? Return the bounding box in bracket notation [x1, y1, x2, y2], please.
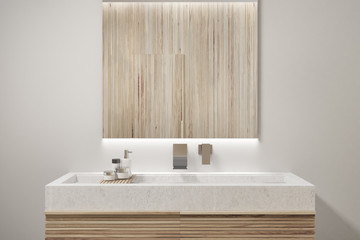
[103, 2, 257, 138]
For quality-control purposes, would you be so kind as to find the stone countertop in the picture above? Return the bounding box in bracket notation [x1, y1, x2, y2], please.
[45, 172, 315, 212]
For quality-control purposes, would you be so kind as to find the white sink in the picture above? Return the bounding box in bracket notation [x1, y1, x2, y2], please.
[46, 172, 315, 212]
[132, 173, 286, 184]
[60, 172, 287, 185]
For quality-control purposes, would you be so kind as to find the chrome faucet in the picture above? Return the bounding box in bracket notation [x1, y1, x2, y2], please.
[173, 144, 187, 169]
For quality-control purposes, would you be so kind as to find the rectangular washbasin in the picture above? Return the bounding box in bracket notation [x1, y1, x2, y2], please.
[55, 172, 306, 185]
[132, 173, 286, 184]
[46, 172, 315, 212]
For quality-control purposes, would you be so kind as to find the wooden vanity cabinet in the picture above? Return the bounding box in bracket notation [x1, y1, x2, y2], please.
[45, 211, 315, 239]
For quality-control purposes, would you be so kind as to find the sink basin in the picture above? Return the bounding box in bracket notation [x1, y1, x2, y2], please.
[60, 172, 287, 185]
[132, 173, 286, 184]
[46, 172, 315, 212]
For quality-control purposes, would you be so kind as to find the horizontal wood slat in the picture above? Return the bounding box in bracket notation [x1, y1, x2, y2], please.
[47, 238, 313, 240]
[45, 212, 315, 239]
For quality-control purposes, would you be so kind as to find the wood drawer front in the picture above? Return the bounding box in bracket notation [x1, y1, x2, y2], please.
[45, 212, 315, 239]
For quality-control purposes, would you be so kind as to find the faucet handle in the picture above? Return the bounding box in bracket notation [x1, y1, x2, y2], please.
[198, 144, 212, 165]
[124, 150, 132, 158]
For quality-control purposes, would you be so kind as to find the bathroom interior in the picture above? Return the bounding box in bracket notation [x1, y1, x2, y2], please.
[0, 0, 359, 239]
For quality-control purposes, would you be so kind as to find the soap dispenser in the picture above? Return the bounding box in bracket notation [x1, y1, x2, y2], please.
[117, 150, 132, 179]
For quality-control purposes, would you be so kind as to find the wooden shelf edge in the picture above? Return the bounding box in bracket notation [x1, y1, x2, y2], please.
[45, 210, 316, 215]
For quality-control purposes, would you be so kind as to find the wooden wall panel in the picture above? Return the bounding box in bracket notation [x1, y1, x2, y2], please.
[45, 212, 315, 239]
[103, 2, 257, 138]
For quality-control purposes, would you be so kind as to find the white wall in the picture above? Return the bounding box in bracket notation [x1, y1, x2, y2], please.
[0, 0, 359, 239]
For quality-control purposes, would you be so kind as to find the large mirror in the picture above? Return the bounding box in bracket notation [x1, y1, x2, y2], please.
[103, 2, 258, 138]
